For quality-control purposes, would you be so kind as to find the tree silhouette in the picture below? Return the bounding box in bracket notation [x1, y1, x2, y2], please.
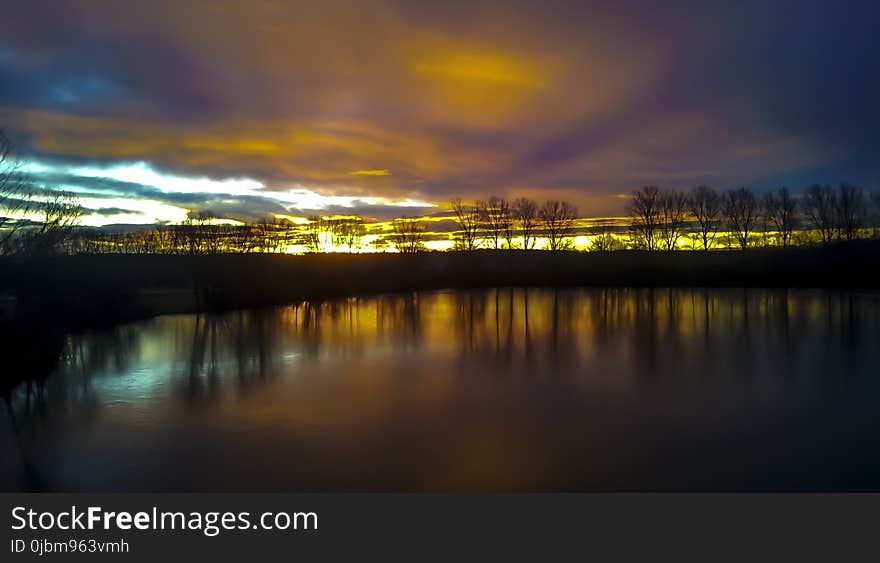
[390, 216, 425, 253]
[479, 196, 511, 249]
[723, 188, 758, 250]
[630, 186, 662, 250]
[539, 200, 577, 251]
[231, 223, 260, 253]
[762, 187, 798, 247]
[512, 197, 538, 250]
[689, 186, 721, 250]
[502, 202, 516, 248]
[659, 188, 689, 250]
[254, 217, 287, 253]
[589, 221, 624, 251]
[450, 198, 481, 251]
[305, 216, 326, 252]
[0, 130, 33, 253]
[803, 185, 837, 243]
[18, 190, 83, 255]
[837, 183, 865, 241]
[331, 217, 366, 251]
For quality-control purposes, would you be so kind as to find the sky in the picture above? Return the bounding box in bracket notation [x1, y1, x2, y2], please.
[1, 0, 878, 226]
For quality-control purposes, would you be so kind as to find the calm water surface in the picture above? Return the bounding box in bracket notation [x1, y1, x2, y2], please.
[2, 288, 880, 491]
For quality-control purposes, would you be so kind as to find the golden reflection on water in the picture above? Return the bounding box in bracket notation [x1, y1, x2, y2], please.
[3, 288, 880, 491]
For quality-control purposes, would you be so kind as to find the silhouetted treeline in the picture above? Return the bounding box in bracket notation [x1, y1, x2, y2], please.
[3, 213, 428, 257]
[69, 216, 293, 255]
[450, 196, 578, 251]
[8, 184, 879, 257]
[58, 214, 423, 255]
[629, 183, 879, 250]
[450, 184, 879, 252]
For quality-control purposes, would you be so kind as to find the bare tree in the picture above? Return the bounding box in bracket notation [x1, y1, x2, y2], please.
[539, 200, 577, 251]
[452, 198, 483, 250]
[231, 224, 260, 253]
[304, 216, 327, 252]
[723, 188, 758, 250]
[21, 190, 84, 255]
[179, 210, 216, 254]
[837, 183, 865, 241]
[512, 197, 538, 250]
[479, 196, 512, 249]
[129, 227, 158, 254]
[151, 225, 169, 253]
[0, 130, 33, 252]
[630, 186, 662, 250]
[658, 188, 689, 250]
[689, 186, 721, 250]
[188, 211, 223, 255]
[589, 221, 624, 252]
[254, 217, 287, 253]
[762, 187, 798, 247]
[450, 198, 481, 251]
[502, 204, 516, 249]
[331, 217, 366, 251]
[802, 184, 837, 243]
[390, 216, 425, 253]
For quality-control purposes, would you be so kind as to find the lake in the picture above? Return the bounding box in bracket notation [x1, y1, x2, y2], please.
[2, 287, 880, 491]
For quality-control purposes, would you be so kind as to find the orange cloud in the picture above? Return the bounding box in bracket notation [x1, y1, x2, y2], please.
[349, 169, 391, 176]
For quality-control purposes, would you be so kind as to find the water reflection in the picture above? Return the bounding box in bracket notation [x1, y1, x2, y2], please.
[2, 288, 879, 491]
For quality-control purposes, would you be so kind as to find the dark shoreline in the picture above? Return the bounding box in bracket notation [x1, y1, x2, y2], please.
[1, 240, 879, 332]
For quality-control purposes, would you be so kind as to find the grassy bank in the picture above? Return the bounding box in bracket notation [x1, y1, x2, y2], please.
[1, 240, 879, 330]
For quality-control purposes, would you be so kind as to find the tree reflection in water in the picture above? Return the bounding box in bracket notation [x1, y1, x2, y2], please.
[1, 288, 879, 491]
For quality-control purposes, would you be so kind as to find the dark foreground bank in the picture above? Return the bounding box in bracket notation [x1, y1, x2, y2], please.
[1, 241, 879, 330]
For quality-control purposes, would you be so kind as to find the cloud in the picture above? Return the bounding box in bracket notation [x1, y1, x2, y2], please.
[89, 206, 144, 216]
[0, 0, 877, 225]
[14, 158, 439, 224]
[350, 169, 391, 176]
